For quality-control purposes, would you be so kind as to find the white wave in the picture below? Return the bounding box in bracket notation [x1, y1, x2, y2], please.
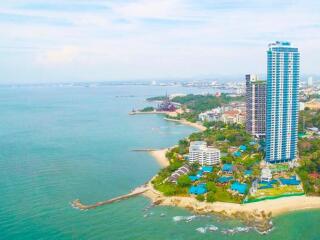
[196, 227, 207, 234]
[207, 225, 219, 232]
[173, 215, 197, 222]
[196, 225, 219, 234]
[221, 226, 252, 235]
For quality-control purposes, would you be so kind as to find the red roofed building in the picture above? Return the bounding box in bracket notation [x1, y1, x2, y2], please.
[221, 109, 245, 124]
[309, 172, 320, 179]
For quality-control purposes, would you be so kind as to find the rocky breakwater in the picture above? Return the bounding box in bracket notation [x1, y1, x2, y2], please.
[231, 210, 273, 234]
[145, 191, 273, 234]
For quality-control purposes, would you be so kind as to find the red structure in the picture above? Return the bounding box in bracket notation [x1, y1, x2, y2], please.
[157, 95, 176, 112]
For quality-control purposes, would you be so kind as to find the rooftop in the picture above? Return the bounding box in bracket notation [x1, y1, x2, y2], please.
[189, 184, 207, 195]
[218, 176, 233, 183]
[268, 41, 298, 52]
[202, 166, 214, 173]
[269, 41, 291, 47]
[239, 145, 247, 151]
[279, 176, 301, 186]
[230, 182, 248, 194]
[206, 147, 220, 153]
[190, 141, 207, 146]
[189, 141, 207, 151]
[222, 164, 234, 172]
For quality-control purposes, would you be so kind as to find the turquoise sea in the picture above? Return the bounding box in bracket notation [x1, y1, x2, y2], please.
[0, 85, 319, 240]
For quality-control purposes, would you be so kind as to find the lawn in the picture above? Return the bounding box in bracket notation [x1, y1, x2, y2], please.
[213, 186, 242, 203]
[252, 185, 304, 198]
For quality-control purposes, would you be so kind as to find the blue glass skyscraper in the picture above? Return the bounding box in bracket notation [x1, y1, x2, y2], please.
[266, 41, 300, 163]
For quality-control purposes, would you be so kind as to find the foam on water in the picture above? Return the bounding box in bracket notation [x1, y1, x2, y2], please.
[196, 225, 219, 234]
[173, 215, 197, 222]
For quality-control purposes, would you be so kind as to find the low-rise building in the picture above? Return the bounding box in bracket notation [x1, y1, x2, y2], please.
[188, 141, 220, 166]
[230, 182, 248, 195]
[221, 109, 245, 125]
[261, 167, 272, 182]
[198, 104, 246, 125]
[199, 111, 221, 122]
[198, 107, 223, 122]
[167, 164, 191, 184]
[222, 164, 234, 174]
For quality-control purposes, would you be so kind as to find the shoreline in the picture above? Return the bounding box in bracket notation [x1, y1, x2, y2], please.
[145, 144, 320, 222]
[142, 174, 320, 232]
[163, 117, 207, 132]
[143, 182, 320, 217]
[129, 109, 206, 132]
[136, 112, 320, 222]
[129, 111, 178, 117]
[148, 148, 170, 168]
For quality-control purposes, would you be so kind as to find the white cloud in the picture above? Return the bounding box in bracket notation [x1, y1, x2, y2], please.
[35, 46, 79, 66]
[0, 0, 319, 83]
[112, 0, 185, 20]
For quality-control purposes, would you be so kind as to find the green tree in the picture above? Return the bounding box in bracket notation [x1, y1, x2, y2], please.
[177, 175, 191, 187]
[157, 183, 179, 196]
[206, 192, 215, 202]
[206, 172, 218, 182]
[252, 164, 261, 178]
[196, 195, 205, 201]
[140, 106, 155, 112]
[169, 160, 183, 172]
[206, 182, 217, 193]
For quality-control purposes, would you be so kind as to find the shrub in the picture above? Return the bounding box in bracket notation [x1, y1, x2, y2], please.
[177, 175, 192, 187]
[206, 192, 215, 202]
[206, 182, 217, 193]
[196, 195, 205, 202]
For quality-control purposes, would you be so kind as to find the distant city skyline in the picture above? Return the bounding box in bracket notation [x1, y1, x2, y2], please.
[0, 0, 319, 84]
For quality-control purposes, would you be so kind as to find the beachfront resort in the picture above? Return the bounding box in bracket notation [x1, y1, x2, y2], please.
[153, 136, 303, 204]
[149, 42, 320, 204]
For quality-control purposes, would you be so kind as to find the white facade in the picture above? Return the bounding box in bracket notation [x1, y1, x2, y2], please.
[266, 41, 299, 163]
[189, 141, 207, 164]
[198, 107, 222, 122]
[205, 147, 221, 165]
[261, 168, 272, 182]
[189, 141, 220, 165]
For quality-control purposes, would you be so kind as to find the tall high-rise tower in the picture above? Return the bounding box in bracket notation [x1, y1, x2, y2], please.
[245, 74, 266, 138]
[266, 41, 300, 163]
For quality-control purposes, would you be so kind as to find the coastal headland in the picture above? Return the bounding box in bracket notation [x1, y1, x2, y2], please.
[72, 102, 320, 234]
[146, 146, 320, 218]
[71, 119, 320, 233]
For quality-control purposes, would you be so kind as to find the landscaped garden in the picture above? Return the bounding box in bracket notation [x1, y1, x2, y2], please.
[150, 108, 320, 204]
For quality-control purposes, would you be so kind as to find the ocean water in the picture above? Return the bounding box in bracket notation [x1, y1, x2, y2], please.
[0, 85, 319, 240]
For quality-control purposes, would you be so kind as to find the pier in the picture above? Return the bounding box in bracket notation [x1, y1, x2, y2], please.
[132, 149, 158, 152]
[72, 185, 149, 210]
[129, 111, 167, 115]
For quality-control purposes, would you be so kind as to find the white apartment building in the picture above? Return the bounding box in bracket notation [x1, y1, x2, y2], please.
[198, 107, 222, 122]
[188, 141, 220, 165]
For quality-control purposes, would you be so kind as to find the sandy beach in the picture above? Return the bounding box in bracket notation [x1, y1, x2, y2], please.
[145, 150, 320, 219]
[143, 181, 320, 218]
[164, 118, 207, 132]
[139, 112, 320, 220]
[148, 148, 170, 168]
[129, 109, 206, 132]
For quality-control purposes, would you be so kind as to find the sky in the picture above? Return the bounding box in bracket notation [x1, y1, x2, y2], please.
[0, 0, 320, 84]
